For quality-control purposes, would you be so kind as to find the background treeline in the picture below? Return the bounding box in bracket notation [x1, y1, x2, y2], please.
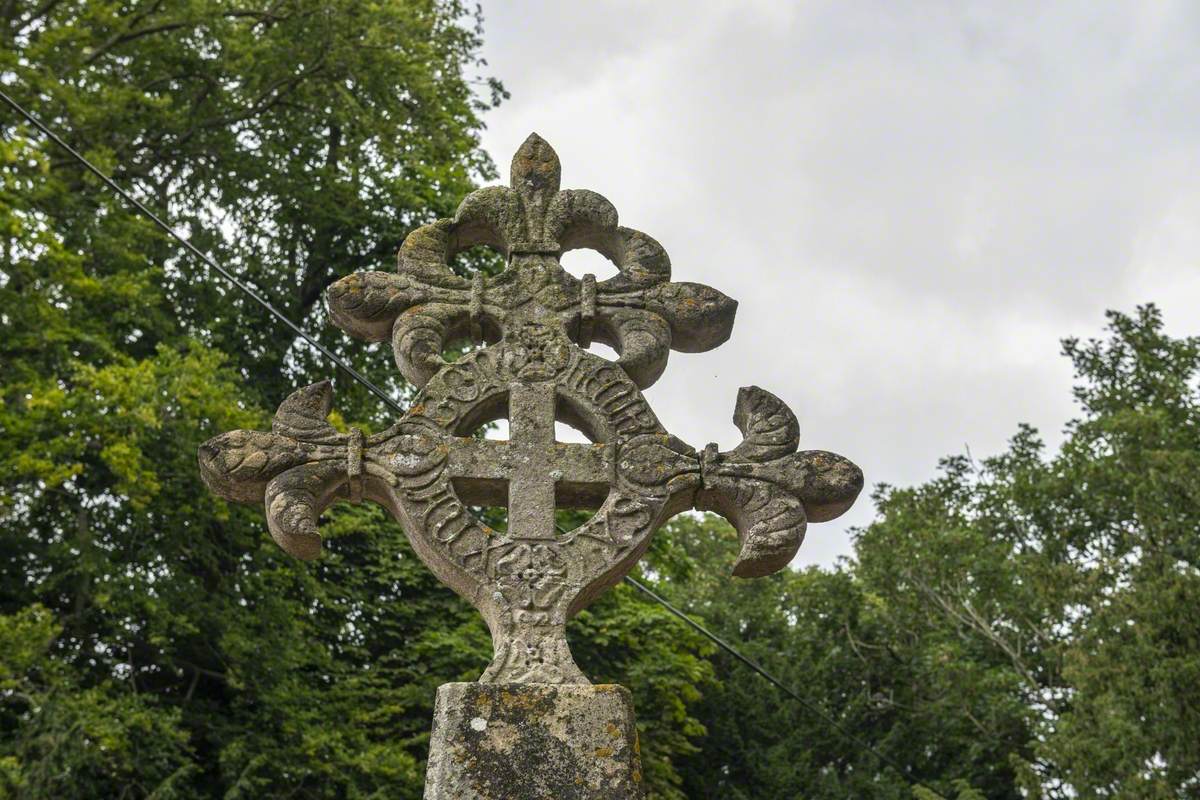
[2, 2, 1197, 798]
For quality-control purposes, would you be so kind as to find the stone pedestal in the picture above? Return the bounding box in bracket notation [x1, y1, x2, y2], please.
[424, 682, 644, 799]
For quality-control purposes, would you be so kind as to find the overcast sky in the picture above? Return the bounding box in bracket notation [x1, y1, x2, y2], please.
[474, 0, 1200, 566]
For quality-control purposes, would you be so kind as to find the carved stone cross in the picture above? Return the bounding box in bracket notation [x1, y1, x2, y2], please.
[198, 134, 863, 689]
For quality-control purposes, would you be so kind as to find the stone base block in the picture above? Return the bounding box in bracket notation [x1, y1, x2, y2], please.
[424, 682, 644, 800]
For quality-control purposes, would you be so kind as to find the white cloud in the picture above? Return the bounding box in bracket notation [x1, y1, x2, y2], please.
[476, 0, 1200, 566]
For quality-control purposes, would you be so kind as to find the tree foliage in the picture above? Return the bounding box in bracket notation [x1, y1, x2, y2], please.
[1, 3, 724, 797]
[3, 3, 1198, 797]
[667, 307, 1200, 800]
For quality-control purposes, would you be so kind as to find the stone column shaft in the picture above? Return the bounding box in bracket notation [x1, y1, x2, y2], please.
[424, 682, 644, 800]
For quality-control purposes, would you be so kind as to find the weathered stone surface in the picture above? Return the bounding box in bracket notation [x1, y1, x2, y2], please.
[198, 133, 864, 795]
[324, 134, 736, 391]
[199, 134, 864, 685]
[424, 683, 643, 800]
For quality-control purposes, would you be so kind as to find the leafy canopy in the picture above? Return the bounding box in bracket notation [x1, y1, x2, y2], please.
[3, 1, 1198, 796]
[1, 3, 719, 797]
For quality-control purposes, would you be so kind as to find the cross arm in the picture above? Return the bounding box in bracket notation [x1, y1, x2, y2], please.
[700, 386, 862, 576]
[616, 386, 863, 577]
[446, 437, 610, 511]
[198, 381, 392, 560]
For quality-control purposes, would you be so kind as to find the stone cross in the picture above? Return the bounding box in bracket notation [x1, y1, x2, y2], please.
[198, 135, 862, 796]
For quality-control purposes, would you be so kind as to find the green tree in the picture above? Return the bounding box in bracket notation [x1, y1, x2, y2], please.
[7, 4, 1196, 798]
[855, 307, 1200, 798]
[670, 307, 1200, 799]
[1, 3, 713, 797]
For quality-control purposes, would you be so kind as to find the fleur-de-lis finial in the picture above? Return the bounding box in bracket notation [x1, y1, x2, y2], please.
[511, 132, 561, 196]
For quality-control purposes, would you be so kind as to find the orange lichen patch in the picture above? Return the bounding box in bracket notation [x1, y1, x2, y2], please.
[496, 688, 544, 712]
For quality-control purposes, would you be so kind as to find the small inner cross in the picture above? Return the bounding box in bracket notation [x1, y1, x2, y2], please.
[447, 383, 609, 539]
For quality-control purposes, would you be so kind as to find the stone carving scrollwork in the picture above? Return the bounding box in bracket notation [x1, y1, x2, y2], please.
[199, 135, 863, 686]
[326, 134, 736, 391]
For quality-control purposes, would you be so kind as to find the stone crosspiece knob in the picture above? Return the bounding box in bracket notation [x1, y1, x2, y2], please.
[198, 135, 863, 687]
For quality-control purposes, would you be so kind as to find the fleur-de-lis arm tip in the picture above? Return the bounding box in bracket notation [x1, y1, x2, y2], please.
[694, 386, 864, 578]
[198, 381, 361, 561]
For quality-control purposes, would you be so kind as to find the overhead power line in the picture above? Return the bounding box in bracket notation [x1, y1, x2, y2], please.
[0, 87, 404, 417]
[623, 575, 948, 800]
[4, 87, 949, 800]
